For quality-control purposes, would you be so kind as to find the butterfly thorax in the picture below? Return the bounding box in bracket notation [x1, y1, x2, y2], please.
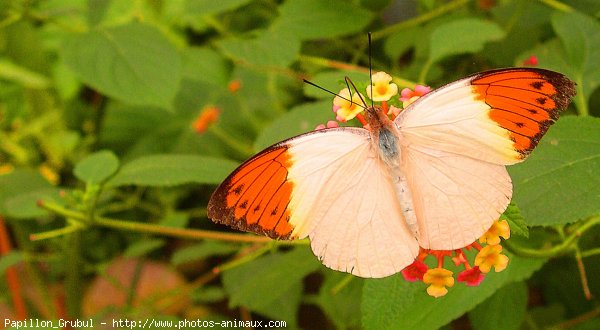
[365, 106, 401, 168]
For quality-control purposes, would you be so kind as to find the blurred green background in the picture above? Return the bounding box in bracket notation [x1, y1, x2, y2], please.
[1, 0, 599, 329]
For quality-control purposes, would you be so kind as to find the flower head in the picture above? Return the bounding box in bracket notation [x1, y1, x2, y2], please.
[193, 106, 220, 134]
[366, 72, 398, 102]
[315, 120, 340, 131]
[423, 268, 454, 298]
[228, 79, 242, 93]
[457, 266, 485, 286]
[475, 245, 509, 273]
[400, 85, 431, 108]
[333, 88, 365, 122]
[401, 259, 429, 282]
[480, 219, 510, 245]
[523, 55, 538, 66]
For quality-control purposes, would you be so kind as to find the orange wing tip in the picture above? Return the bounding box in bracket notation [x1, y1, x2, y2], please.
[207, 145, 296, 240]
[471, 68, 576, 158]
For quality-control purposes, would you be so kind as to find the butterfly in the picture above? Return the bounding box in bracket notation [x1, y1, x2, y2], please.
[208, 68, 576, 278]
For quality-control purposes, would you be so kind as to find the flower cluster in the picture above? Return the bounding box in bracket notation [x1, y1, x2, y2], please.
[401, 219, 511, 297]
[317, 71, 431, 129]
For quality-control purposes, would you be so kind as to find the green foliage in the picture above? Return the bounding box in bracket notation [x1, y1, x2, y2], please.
[1, 0, 599, 329]
[362, 252, 545, 330]
[509, 117, 600, 225]
[468, 281, 528, 330]
[62, 22, 181, 109]
[221, 247, 321, 324]
[73, 150, 119, 184]
[108, 155, 239, 186]
[428, 18, 505, 64]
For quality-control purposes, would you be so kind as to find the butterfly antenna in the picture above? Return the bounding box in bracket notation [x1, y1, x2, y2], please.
[368, 32, 374, 109]
[345, 76, 369, 109]
[302, 79, 367, 110]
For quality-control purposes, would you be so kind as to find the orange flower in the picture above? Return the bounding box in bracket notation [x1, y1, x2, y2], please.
[228, 80, 242, 93]
[193, 106, 220, 134]
[475, 245, 509, 273]
[423, 268, 454, 298]
[480, 219, 510, 245]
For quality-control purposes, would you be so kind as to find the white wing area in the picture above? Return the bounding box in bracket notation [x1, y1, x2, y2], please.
[286, 128, 419, 278]
[403, 144, 512, 250]
[396, 78, 520, 165]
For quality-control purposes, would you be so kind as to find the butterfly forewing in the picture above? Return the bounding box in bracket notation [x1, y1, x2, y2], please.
[397, 68, 576, 165]
[208, 127, 419, 278]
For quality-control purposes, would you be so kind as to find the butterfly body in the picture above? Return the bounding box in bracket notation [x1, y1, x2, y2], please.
[208, 68, 576, 278]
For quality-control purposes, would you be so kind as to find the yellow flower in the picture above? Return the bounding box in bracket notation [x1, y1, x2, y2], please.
[480, 219, 511, 245]
[475, 245, 509, 273]
[333, 88, 365, 122]
[366, 71, 398, 102]
[423, 268, 454, 298]
[39, 163, 59, 185]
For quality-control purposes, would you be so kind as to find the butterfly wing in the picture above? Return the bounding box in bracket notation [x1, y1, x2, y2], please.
[395, 68, 575, 250]
[208, 127, 419, 278]
[402, 145, 512, 249]
[397, 68, 576, 165]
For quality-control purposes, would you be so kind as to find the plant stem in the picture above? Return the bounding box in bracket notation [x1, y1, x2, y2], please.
[64, 231, 82, 318]
[38, 200, 309, 245]
[209, 125, 254, 158]
[538, 0, 574, 12]
[370, 0, 471, 40]
[504, 216, 600, 258]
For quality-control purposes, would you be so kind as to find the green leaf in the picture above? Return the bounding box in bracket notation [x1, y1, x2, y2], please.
[217, 30, 300, 68]
[62, 22, 181, 108]
[314, 272, 363, 329]
[469, 281, 528, 330]
[0, 169, 61, 219]
[273, 0, 373, 40]
[107, 154, 239, 187]
[429, 18, 505, 64]
[222, 247, 321, 324]
[500, 203, 529, 238]
[182, 47, 231, 87]
[0, 251, 23, 275]
[123, 238, 165, 258]
[551, 11, 600, 112]
[509, 117, 600, 226]
[191, 286, 227, 304]
[361, 252, 545, 330]
[73, 150, 120, 184]
[254, 100, 340, 150]
[171, 241, 239, 266]
[185, 0, 253, 17]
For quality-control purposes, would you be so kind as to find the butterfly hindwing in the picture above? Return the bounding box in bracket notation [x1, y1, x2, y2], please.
[403, 144, 512, 250]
